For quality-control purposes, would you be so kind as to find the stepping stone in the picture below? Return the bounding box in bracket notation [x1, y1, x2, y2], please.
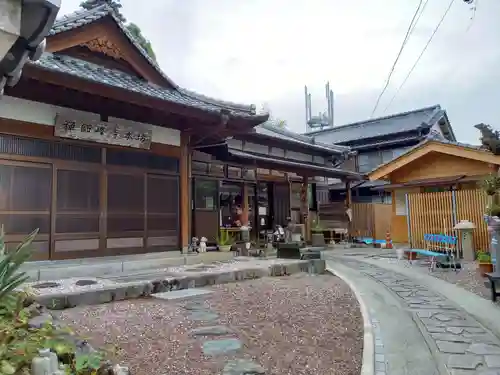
[184, 302, 206, 311]
[153, 288, 213, 301]
[447, 354, 483, 370]
[436, 340, 469, 354]
[223, 359, 265, 375]
[467, 343, 500, 355]
[190, 325, 234, 337]
[202, 338, 242, 356]
[189, 311, 219, 321]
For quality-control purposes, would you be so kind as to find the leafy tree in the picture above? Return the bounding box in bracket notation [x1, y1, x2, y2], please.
[475, 123, 500, 155]
[126, 23, 157, 61]
[80, 0, 126, 22]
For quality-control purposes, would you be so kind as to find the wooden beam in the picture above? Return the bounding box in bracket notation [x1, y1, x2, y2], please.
[47, 21, 106, 52]
[369, 140, 500, 181]
[47, 18, 168, 87]
[179, 132, 191, 253]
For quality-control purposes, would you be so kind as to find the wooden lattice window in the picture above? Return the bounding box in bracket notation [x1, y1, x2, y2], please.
[56, 169, 100, 234]
[0, 163, 51, 234]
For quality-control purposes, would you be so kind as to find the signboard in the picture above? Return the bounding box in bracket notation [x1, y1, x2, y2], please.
[54, 115, 152, 149]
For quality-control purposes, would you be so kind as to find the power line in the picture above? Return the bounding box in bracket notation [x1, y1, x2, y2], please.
[383, 0, 456, 113]
[409, 0, 431, 36]
[370, 0, 424, 118]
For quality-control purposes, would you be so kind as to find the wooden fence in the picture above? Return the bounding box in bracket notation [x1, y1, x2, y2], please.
[319, 202, 391, 240]
[407, 189, 489, 252]
[351, 203, 392, 240]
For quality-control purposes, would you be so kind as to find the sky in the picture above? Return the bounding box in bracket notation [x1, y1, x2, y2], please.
[58, 0, 500, 143]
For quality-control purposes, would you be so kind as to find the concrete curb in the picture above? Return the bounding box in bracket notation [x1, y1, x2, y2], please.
[22, 252, 236, 281]
[326, 266, 374, 375]
[34, 259, 326, 310]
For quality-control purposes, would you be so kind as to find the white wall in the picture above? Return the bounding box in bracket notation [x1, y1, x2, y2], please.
[0, 96, 181, 146]
[430, 121, 445, 139]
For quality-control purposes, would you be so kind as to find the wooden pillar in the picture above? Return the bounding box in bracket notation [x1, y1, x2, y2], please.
[180, 132, 191, 253]
[345, 180, 352, 207]
[300, 176, 309, 241]
[242, 183, 249, 226]
[346, 180, 352, 239]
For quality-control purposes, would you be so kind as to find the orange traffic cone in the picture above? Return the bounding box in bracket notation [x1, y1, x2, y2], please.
[385, 230, 393, 249]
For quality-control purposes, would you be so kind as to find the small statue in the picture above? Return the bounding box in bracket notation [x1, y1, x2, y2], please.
[189, 237, 199, 253]
[199, 237, 207, 253]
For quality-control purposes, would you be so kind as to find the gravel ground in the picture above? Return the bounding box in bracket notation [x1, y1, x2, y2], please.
[56, 274, 363, 375]
[421, 260, 493, 300]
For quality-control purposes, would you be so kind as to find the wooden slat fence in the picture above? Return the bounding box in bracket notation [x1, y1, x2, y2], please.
[407, 189, 489, 253]
[351, 203, 374, 238]
[455, 189, 489, 252]
[373, 203, 393, 240]
[319, 202, 391, 240]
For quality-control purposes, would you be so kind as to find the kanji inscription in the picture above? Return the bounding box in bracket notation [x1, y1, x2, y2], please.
[54, 115, 152, 149]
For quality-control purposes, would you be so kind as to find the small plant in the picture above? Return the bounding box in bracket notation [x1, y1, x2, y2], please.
[0, 228, 113, 374]
[311, 219, 324, 233]
[486, 203, 500, 218]
[217, 229, 234, 246]
[476, 250, 492, 263]
[0, 227, 38, 309]
[480, 174, 500, 196]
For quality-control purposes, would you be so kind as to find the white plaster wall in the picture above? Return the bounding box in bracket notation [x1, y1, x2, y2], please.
[430, 121, 445, 139]
[0, 96, 181, 147]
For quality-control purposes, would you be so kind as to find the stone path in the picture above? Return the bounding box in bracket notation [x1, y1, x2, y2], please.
[334, 257, 500, 375]
[154, 291, 265, 375]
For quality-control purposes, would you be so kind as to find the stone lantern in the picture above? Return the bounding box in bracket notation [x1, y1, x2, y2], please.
[453, 220, 476, 261]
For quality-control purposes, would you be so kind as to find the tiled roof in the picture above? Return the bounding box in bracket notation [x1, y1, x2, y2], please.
[47, 5, 264, 118]
[228, 149, 364, 180]
[30, 53, 264, 119]
[306, 105, 444, 144]
[255, 121, 353, 155]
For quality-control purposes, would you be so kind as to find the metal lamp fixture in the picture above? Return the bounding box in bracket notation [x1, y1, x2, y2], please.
[0, 0, 61, 93]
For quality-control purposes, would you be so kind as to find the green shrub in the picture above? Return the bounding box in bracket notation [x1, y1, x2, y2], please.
[476, 250, 492, 263]
[0, 228, 111, 375]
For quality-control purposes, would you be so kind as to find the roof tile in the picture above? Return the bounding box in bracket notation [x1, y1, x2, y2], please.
[307, 105, 442, 144]
[48, 5, 263, 118]
[30, 53, 263, 119]
[255, 122, 352, 154]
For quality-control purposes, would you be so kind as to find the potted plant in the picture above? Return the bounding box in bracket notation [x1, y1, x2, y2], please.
[476, 250, 493, 277]
[217, 229, 234, 252]
[311, 219, 325, 247]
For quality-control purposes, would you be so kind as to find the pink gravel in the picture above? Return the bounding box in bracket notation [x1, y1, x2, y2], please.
[56, 274, 363, 375]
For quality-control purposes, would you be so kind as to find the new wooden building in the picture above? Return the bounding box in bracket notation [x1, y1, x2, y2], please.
[368, 137, 500, 250]
[0, 5, 363, 260]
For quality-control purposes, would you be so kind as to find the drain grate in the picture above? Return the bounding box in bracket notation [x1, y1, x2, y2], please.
[32, 282, 60, 289]
[75, 279, 98, 286]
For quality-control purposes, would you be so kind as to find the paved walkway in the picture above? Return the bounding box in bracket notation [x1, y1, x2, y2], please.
[325, 253, 500, 375]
